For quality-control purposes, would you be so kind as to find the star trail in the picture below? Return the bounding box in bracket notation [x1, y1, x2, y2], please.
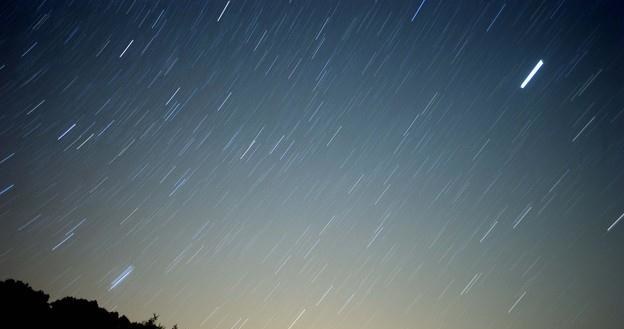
[1, 1, 624, 329]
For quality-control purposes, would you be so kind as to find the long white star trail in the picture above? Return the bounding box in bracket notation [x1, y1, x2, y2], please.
[51, 233, 74, 251]
[119, 40, 133, 58]
[109, 265, 135, 291]
[607, 212, 624, 232]
[286, 309, 306, 329]
[520, 59, 544, 88]
[57, 123, 76, 140]
[1, 1, 623, 329]
[217, 1, 230, 22]
[0, 184, 14, 197]
[507, 291, 527, 313]
[411, 0, 427, 22]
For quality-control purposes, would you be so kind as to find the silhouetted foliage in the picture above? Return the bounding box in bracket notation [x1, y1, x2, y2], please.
[0, 279, 179, 329]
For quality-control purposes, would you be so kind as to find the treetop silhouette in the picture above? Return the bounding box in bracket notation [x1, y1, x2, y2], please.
[0, 279, 179, 329]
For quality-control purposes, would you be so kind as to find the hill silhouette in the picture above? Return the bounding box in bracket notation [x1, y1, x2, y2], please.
[0, 279, 179, 329]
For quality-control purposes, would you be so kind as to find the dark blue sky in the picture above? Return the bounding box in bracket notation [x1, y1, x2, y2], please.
[1, 1, 624, 328]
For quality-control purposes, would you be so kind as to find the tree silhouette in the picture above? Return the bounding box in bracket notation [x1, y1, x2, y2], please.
[0, 279, 179, 329]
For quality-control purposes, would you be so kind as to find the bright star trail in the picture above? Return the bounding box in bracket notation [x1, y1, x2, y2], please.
[520, 60, 544, 89]
[110, 265, 135, 291]
[1, 1, 623, 329]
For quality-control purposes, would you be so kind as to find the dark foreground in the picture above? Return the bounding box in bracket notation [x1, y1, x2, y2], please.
[0, 279, 179, 329]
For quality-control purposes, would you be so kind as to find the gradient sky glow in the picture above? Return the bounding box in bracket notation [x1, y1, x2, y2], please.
[1, 1, 624, 329]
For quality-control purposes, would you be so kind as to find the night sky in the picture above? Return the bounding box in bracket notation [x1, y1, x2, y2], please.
[1, 0, 624, 328]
